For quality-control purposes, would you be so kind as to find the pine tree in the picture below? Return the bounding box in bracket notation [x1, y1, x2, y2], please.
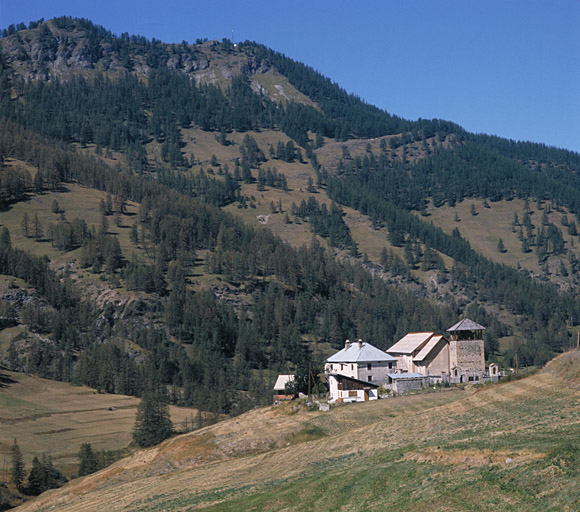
[32, 214, 43, 240]
[11, 438, 25, 491]
[21, 213, 30, 238]
[25, 453, 66, 495]
[78, 443, 98, 476]
[497, 238, 506, 253]
[132, 392, 174, 447]
[0, 227, 11, 249]
[25, 456, 46, 495]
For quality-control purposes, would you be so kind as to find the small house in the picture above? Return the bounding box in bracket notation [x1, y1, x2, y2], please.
[273, 374, 294, 401]
[327, 373, 380, 403]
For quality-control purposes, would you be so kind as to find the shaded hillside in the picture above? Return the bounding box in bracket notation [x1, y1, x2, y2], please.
[13, 351, 580, 511]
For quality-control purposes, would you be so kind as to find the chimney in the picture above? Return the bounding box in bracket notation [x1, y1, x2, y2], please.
[358, 338, 363, 349]
[345, 339, 351, 350]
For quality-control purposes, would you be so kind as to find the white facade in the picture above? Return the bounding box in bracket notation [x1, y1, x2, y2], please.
[327, 374, 379, 403]
[325, 340, 397, 384]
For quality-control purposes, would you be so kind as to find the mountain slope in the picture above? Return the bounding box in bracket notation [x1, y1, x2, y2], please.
[1, 16, 580, 415]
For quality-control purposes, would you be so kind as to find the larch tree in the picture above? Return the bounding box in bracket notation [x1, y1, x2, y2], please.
[132, 392, 174, 447]
[11, 438, 25, 491]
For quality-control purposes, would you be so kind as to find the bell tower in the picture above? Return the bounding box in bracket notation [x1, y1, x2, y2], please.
[447, 318, 486, 380]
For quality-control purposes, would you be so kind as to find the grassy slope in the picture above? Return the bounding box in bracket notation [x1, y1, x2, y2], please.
[178, 128, 411, 259]
[0, 164, 146, 266]
[14, 351, 580, 511]
[427, 198, 578, 285]
[0, 369, 201, 477]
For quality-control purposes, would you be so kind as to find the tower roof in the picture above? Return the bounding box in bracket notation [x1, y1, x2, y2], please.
[447, 318, 486, 332]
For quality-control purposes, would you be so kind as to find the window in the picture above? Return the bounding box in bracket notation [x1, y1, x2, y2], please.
[368, 375, 372, 382]
[367, 363, 372, 371]
[388, 362, 392, 369]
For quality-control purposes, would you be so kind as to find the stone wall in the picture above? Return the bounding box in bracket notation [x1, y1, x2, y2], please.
[450, 339, 485, 372]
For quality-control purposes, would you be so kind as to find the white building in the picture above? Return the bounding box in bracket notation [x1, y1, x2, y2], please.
[326, 373, 380, 404]
[325, 339, 398, 384]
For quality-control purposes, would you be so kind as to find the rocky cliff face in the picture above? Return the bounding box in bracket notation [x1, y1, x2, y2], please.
[0, 20, 267, 85]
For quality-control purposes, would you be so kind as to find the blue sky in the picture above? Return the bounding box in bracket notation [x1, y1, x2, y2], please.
[1, 1, 579, 153]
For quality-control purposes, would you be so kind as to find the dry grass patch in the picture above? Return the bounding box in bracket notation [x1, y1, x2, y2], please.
[404, 447, 545, 468]
[426, 198, 579, 284]
[0, 370, 199, 475]
[0, 182, 146, 268]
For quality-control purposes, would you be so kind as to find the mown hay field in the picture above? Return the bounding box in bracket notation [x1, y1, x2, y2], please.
[14, 351, 580, 511]
[0, 369, 200, 476]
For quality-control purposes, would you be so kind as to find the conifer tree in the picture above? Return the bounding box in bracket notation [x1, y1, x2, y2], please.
[78, 443, 98, 476]
[21, 213, 30, 238]
[25, 456, 46, 495]
[0, 227, 11, 249]
[497, 238, 506, 253]
[132, 392, 173, 447]
[11, 438, 25, 491]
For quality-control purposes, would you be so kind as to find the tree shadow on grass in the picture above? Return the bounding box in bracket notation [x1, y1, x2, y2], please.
[0, 368, 17, 388]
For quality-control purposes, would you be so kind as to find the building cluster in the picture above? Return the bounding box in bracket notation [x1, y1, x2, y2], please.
[323, 318, 499, 404]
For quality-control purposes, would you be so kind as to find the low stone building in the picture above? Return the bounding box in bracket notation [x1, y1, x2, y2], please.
[384, 372, 429, 393]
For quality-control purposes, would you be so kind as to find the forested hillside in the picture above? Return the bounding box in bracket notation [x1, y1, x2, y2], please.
[1, 17, 580, 418]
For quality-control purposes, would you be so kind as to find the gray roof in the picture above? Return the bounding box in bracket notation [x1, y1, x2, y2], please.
[387, 332, 434, 355]
[326, 341, 397, 363]
[386, 372, 427, 380]
[447, 318, 486, 332]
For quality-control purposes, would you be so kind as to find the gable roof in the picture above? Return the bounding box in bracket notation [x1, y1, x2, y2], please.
[273, 374, 294, 391]
[413, 335, 447, 362]
[326, 341, 396, 363]
[447, 318, 486, 332]
[386, 372, 427, 380]
[387, 332, 434, 355]
[327, 373, 380, 388]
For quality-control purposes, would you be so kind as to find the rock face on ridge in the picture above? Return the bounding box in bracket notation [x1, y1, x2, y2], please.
[1, 20, 271, 87]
